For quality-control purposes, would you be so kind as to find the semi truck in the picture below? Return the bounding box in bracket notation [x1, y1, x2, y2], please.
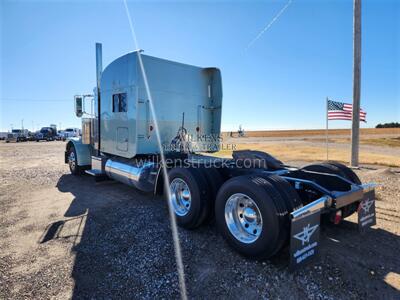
[36, 126, 57, 141]
[59, 128, 81, 140]
[65, 44, 376, 266]
[6, 129, 29, 143]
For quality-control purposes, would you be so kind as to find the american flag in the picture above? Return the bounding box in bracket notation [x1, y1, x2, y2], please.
[327, 100, 366, 122]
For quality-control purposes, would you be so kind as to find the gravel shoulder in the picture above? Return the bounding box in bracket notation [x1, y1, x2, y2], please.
[0, 141, 399, 299]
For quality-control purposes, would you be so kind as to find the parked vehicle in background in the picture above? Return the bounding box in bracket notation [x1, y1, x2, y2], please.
[27, 131, 37, 141]
[64, 128, 81, 139]
[61, 128, 81, 140]
[55, 132, 64, 141]
[0, 132, 8, 140]
[50, 124, 58, 131]
[36, 127, 57, 142]
[6, 129, 29, 143]
[57, 130, 64, 139]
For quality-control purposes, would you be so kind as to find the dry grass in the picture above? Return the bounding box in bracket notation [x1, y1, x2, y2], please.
[215, 143, 400, 167]
[217, 128, 400, 166]
[303, 137, 400, 147]
[361, 137, 400, 147]
[223, 128, 400, 138]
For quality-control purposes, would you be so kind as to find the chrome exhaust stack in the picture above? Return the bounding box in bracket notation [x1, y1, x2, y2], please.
[105, 158, 156, 193]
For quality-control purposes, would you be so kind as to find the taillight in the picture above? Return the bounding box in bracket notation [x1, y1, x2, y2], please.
[334, 210, 342, 225]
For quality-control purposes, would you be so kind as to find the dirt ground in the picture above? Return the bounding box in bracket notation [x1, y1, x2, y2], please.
[1, 141, 399, 299]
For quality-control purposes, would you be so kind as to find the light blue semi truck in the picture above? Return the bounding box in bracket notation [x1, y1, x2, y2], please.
[65, 44, 376, 266]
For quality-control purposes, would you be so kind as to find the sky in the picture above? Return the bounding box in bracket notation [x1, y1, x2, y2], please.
[0, 0, 399, 132]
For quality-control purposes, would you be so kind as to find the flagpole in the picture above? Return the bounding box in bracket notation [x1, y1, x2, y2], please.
[326, 97, 329, 160]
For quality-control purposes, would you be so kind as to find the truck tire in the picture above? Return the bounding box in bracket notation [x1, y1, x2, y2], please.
[302, 162, 361, 218]
[168, 167, 210, 229]
[302, 162, 361, 185]
[258, 174, 304, 246]
[262, 175, 303, 211]
[215, 175, 281, 259]
[326, 162, 361, 184]
[251, 175, 290, 255]
[67, 145, 83, 175]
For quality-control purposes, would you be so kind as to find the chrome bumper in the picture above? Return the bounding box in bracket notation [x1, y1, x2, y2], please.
[291, 183, 378, 220]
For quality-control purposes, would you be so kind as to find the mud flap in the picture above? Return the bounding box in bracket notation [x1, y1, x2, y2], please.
[289, 210, 321, 271]
[358, 190, 376, 232]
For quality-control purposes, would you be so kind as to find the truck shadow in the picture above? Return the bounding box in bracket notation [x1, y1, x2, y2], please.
[54, 174, 400, 299]
[55, 174, 183, 298]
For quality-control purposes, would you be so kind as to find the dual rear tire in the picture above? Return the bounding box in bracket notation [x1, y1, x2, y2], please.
[168, 168, 302, 259]
[215, 175, 302, 259]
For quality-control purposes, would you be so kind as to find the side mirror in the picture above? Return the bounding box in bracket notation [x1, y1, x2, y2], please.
[74, 95, 83, 117]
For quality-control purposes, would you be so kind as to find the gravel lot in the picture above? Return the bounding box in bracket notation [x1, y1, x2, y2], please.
[1, 141, 399, 299]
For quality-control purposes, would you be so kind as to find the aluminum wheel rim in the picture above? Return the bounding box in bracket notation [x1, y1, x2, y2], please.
[225, 193, 263, 244]
[170, 178, 191, 216]
[68, 151, 76, 170]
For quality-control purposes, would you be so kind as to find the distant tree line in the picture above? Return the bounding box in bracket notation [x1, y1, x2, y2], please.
[375, 122, 400, 128]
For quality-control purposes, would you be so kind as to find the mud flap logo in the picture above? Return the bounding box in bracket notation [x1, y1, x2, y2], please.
[358, 190, 376, 232]
[293, 224, 319, 245]
[360, 198, 374, 214]
[290, 210, 321, 271]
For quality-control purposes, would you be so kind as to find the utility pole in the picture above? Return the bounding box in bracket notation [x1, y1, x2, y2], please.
[350, 0, 361, 167]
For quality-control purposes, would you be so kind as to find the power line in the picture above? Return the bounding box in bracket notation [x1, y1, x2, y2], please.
[246, 0, 293, 50]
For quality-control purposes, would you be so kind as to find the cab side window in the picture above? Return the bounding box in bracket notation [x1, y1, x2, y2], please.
[112, 93, 127, 112]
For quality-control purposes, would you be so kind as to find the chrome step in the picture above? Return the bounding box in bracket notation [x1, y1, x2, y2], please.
[85, 169, 105, 176]
[85, 169, 108, 182]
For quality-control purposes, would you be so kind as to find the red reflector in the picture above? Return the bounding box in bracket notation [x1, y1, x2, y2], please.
[334, 210, 342, 225]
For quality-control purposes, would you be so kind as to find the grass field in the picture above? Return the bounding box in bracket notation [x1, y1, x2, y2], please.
[302, 137, 400, 147]
[222, 127, 400, 138]
[217, 143, 400, 167]
[218, 128, 400, 167]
